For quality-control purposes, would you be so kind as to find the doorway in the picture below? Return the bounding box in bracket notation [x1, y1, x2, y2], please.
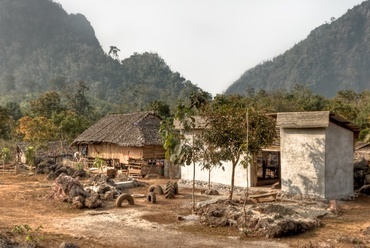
[256, 150, 280, 186]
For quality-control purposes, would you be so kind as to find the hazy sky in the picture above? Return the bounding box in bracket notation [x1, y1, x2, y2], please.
[56, 0, 365, 96]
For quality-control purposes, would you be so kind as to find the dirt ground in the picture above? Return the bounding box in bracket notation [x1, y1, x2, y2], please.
[1, 173, 370, 248]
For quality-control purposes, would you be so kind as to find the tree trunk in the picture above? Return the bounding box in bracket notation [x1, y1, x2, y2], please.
[229, 163, 236, 201]
[192, 161, 196, 214]
[208, 168, 211, 189]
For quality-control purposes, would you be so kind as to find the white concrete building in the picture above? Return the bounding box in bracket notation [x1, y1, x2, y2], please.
[178, 111, 359, 199]
[277, 111, 359, 199]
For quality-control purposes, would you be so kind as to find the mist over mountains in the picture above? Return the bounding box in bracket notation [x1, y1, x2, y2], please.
[226, 1, 370, 97]
[1, 0, 369, 114]
[0, 0, 201, 113]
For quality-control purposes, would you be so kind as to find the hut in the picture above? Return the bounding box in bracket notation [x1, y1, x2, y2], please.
[72, 112, 168, 178]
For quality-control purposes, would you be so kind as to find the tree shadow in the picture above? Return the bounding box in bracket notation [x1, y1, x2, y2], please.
[281, 178, 302, 195]
[282, 137, 325, 196]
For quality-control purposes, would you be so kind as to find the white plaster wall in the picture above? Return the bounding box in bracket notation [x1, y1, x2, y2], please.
[280, 128, 326, 197]
[179, 132, 252, 187]
[325, 122, 354, 198]
[180, 158, 252, 187]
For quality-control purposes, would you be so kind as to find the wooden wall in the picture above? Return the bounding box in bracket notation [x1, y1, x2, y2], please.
[87, 143, 165, 164]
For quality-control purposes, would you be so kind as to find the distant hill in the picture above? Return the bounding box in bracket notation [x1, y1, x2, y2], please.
[226, 1, 370, 97]
[0, 0, 202, 113]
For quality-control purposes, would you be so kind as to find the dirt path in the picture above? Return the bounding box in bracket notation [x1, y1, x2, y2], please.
[0, 173, 370, 247]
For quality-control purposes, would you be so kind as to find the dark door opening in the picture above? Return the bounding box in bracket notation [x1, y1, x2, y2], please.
[256, 151, 280, 186]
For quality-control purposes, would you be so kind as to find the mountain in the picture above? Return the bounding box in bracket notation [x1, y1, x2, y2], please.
[0, 0, 202, 113]
[226, 1, 370, 97]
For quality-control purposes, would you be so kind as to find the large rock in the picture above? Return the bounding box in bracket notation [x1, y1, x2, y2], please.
[72, 195, 85, 209]
[51, 173, 101, 209]
[354, 158, 369, 171]
[264, 218, 320, 238]
[84, 194, 102, 209]
[364, 174, 370, 185]
[359, 185, 370, 195]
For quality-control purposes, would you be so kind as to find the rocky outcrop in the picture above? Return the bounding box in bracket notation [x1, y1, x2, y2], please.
[354, 158, 370, 195]
[50, 173, 102, 209]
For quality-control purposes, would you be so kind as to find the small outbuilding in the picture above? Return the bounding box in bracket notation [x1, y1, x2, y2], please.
[177, 111, 359, 199]
[277, 111, 359, 199]
[72, 111, 169, 177]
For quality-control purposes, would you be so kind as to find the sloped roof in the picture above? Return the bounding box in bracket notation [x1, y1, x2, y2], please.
[277, 111, 360, 134]
[72, 112, 163, 147]
[355, 142, 370, 150]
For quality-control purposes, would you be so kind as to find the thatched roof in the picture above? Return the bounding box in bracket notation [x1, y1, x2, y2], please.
[72, 112, 163, 147]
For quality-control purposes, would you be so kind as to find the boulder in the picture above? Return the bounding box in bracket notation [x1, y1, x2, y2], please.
[354, 170, 366, 189]
[364, 174, 370, 185]
[359, 185, 370, 195]
[51, 173, 102, 209]
[72, 195, 85, 209]
[85, 194, 102, 209]
[264, 218, 320, 238]
[354, 158, 369, 171]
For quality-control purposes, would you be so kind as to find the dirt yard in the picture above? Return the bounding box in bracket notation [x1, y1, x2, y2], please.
[1, 173, 370, 248]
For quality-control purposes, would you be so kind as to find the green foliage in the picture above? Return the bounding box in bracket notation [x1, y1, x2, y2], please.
[65, 81, 92, 116]
[25, 146, 36, 166]
[0, 0, 203, 116]
[147, 101, 171, 119]
[0, 147, 11, 163]
[74, 162, 84, 170]
[52, 110, 90, 142]
[5, 102, 22, 121]
[359, 128, 370, 142]
[93, 156, 106, 171]
[203, 94, 276, 200]
[160, 118, 179, 161]
[12, 224, 44, 245]
[30, 91, 63, 118]
[0, 105, 13, 140]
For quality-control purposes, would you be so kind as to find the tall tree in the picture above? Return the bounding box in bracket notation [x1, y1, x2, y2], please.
[17, 116, 58, 145]
[147, 100, 171, 119]
[52, 110, 90, 142]
[108, 46, 120, 60]
[29, 91, 63, 118]
[5, 102, 22, 121]
[66, 80, 91, 116]
[0, 106, 13, 140]
[203, 94, 276, 200]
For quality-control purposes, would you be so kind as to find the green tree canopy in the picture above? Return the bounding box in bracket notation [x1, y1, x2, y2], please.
[29, 91, 63, 118]
[203, 94, 276, 200]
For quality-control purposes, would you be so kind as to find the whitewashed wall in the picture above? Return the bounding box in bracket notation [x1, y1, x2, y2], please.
[325, 122, 354, 198]
[180, 157, 253, 188]
[280, 128, 326, 197]
[280, 124, 354, 199]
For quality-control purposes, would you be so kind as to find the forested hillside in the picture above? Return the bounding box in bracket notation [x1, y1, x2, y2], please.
[0, 0, 202, 114]
[226, 0, 370, 97]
